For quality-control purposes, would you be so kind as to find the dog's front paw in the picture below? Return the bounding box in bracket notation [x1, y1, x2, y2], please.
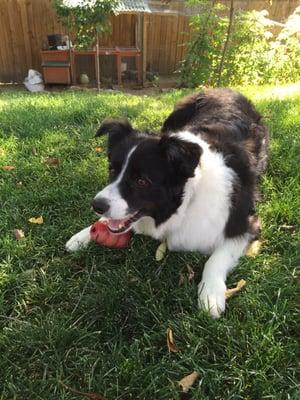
[65, 227, 91, 252]
[198, 278, 226, 318]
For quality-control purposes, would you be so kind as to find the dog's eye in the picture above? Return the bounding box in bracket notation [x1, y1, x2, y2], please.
[136, 177, 150, 188]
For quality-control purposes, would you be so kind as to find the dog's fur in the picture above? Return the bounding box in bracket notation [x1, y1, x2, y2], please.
[66, 88, 268, 318]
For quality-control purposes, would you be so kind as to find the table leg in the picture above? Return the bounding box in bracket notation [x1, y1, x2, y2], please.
[116, 54, 122, 85]
[71, 52, 76, 84]
[136, 54, 142, 85]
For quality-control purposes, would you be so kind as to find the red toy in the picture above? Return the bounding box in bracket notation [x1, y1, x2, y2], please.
[90, 220, 132, 248]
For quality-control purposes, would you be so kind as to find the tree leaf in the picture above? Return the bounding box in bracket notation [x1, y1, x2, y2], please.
[95, 146, 103, 153]
[225, 279, 246, 299]
[60, 381, 105, 400]
[14, 229, 25, 239]
[44, 157, 60, 166]
[155, 241, 167, 261]
[28, 216, 44, 224]
[178, 371, 199, 393]
[246, 240, 262, 257]
[179, 264, 195, 286]
[2, 165, 15, 171]
[279, 224, 296, 235]
[166, 327, 179, 353]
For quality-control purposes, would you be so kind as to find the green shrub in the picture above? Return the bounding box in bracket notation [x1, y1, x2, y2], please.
[181, 2, 300, 87]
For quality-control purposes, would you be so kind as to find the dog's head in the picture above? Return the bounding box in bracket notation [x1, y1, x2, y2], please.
[92, 119, 202, 233]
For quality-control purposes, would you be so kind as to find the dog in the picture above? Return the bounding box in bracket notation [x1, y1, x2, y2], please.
[66, 88, 268, 318]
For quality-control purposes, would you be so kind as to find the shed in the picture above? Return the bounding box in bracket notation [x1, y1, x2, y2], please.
[58, 0, 194, 86]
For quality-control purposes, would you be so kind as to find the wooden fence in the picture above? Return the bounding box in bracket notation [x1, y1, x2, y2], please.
[0, 0, 299, 83]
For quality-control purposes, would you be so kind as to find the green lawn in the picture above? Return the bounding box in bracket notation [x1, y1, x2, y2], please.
[0, 84, 299, 400]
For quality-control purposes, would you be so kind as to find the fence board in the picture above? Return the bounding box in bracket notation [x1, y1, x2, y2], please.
[0, 0, 299, 82]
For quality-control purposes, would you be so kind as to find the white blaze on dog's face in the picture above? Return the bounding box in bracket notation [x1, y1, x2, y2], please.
[93, 145, 137, 220]
[92, 119, 202, 234]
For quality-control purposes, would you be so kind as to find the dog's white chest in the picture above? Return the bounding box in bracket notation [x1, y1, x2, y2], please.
[134, 140, 235, 254]
[134, 177, 233, 254]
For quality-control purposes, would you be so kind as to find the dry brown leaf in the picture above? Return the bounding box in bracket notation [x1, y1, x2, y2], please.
[129, 276, 140, 284]
[2, 165, 15, 171]
[28, 216, 44, 224]
[166, 327, 179, 353]
[178, 371, 199, 393]
[279, 224, 296, 235]
[155, 241, 167, 261]
[225, 279, 246, 299]
[95, 147, 103, 153]
[14, 229, 25, 240]
[179, 264, 195, 286]
[246, 240, 262, 257]
[44, 157, 60, 166]
[60, 381, 105, 400]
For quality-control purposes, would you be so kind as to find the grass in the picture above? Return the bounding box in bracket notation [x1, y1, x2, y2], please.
[0, 83, 299, 400]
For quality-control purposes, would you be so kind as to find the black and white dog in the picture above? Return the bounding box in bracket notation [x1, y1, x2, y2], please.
[66, 88, 268, 318]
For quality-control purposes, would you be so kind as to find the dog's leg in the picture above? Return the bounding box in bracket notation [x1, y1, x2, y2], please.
[198, 235, 250, 318]
[66, 226, 92, 252]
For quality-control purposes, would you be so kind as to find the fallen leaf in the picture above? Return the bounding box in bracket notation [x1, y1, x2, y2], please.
[178, 371, 199, 393]
[166, 327, 179, 353]
[95, 147, 103, 153]
[246, 240, 262, 257]
[0, 148, 5, 156]
[279, 224, 296, 235]
[28, 216, 44, 224]
[179, 264, 195, 286]
[155, 241, 167, 261]
[225, 279, 246, 299]
[32, 148, 38, 156]
[128, 275, 140, 284]
[16, 181, 23, 187]
[2, 165, 15, 171]
[14, 229, 25, 239]
[60, 381, 105, 400]
[19, 268, 36, 280]
[44, 157, 60, 166]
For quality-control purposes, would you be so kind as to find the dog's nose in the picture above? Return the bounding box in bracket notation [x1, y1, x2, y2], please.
[92, 197, 109, 215]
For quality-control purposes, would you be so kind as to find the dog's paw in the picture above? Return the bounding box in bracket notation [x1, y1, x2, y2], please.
[65, 228, 91, 252]
[198, 278, 226, 318]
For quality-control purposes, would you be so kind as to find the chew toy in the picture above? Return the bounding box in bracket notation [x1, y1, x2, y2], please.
[90, 220, 132, 248]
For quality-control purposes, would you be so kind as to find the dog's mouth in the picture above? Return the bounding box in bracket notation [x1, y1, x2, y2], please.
[107, 210, 143, 234]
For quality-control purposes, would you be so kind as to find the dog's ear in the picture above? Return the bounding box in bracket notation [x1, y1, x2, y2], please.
[95, 118, 134, 148]
[159, 135, 202, 180]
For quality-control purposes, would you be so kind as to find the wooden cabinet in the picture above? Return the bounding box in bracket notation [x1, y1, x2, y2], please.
[41, 50, 71, 84]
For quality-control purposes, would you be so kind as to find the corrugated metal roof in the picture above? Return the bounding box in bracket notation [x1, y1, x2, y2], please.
[62, 0, 152, 12]
[116, 0, 151, 13]
[61, 0, 193, 15]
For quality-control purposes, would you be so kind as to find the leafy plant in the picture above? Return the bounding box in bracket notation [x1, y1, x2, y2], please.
[53, 0, 119, 49]
[181, 1, 300, 87]
[269, 6, 300, 83]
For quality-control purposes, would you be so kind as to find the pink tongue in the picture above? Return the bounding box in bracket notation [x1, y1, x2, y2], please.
[107, 218, 128, 230]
